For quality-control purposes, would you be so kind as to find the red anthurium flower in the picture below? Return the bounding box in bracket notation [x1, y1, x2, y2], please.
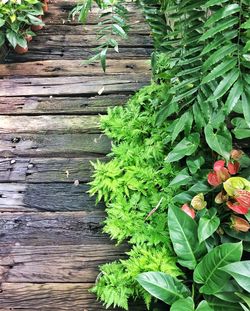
[216, 167, 230, 182]
[226, 201, 249, 215]
[227, 161, 240, 175]
[213, 160, 226, 172]
[181, 204, 195, 219]
[208, 172, 222, 187]
[235, 190, 250, 209]
[231, 215, 250, 232]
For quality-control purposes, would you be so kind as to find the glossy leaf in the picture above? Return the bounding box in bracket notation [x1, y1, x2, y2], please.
[136, 272, 190, 305]
[205, 124, 232, 160]
[170, 297, 194, 311]
[196, 301, 214, 311]
[206, 296, 243, 311]
[235, 292, 250, 308]
[168, 205, 205, 269]
[220, 261, 250, 293]
[198, 208, 220, 243]
[194, 242, 243, 294]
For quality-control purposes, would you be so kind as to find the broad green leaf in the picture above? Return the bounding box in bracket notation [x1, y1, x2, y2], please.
[171, 111, 193, 143]
[201, 31, 237, 55]
[225, 80, 243, 114]
[168, 205, 205, 269]
[242, 92, 250, 128]
[166, 133, 200, 163]
[203, 45, 237, 71]
[198, 208, 220, 243]
[206, 296, 243, 311]
[196, 301, 214, 311]
[204, 0, 229, 7]
[220, 261, 250, 293]
[200, 17, 238, 41]
[6, 29, 17, 48]
[202, 59, 237, 84]
[173, 191, 193, 204]
[194, 242, 243, 294]
[233, 128, 250, 139]
[136, 272, 190, 305]
[170, 297, 194, 311]
[241, 19, 250, 29]
[0, 18, 5, 27]
[169, 168, 192, 187]
[209, 69, 240, 101]
[204, 4, 240, 27]
[186, 155, 205, 174]
[236, 292, 250, 308]
[204, 124, 232, 160]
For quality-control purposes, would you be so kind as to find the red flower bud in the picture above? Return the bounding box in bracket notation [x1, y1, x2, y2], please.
[235, 190, 250, 209]
[230, 149, 244, 161]
[231, 215, 250, 232]
[208, 171, 222, 187]
[181, 204, 195, 219]
[227, 161, 240, 175]
[213, 160, 226, 172]
[226, 201, 248, 215]
[216, 167, 230, 182]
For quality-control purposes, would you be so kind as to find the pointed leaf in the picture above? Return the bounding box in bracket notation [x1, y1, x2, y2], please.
[225, 80, 243, 114]
[194, 242, 243, 294]
[206, 296, 243, 311]
[242, 91, 250, 128]
[196, 301, 214, 311]
[170, 297, 194, 311]
[198, 208, 220, 243]
[202, 59, 237, 84]
[136, 272, 190, 305]
[204, 4, 240, 27]
[235, 292, 250, 308]
[220, 261, 250, 293]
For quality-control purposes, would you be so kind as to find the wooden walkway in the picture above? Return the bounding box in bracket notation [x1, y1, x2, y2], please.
[0, 1, 151, 310]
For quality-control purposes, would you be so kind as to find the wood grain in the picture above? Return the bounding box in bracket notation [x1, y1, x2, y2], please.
[0, 133, 111, 157]
[0, 183, 104, 212]
[0, 157, 106, 182]
[0, 95, 128, 115]
[0, 75, 149, 96]
[0, 211, 108, 246]
[0, 244, 128, 283]
[0, 59, 151, 77]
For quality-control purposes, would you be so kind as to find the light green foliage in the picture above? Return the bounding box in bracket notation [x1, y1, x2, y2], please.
[91, 245, 182, 310]
[89, 84, 182, 308]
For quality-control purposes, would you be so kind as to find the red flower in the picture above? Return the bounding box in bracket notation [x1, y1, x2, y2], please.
[208, 171, 222, 187]
[235, 190, 250, 209]
[213, 160, 226, 172]
[226, 201, 248, 215]
[231, 215, 250, 232]
[216, 167, 230, 182]
[181, 204, 195, 219]
[227, 161, 240, 175]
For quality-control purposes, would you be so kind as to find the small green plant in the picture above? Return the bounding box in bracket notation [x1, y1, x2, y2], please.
[89, 83, 183, 309]
[0, 0, 44, 49]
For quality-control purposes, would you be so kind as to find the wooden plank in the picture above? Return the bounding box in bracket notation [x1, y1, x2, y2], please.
[0, 157, 105, 182]
[0, 133, 111, 157]
[5, 47, 153, 62]
[41, 23, 150, 35]
[0, 283, 145, 310]
[0, 59, 151, 77]
[0, 95, 128, 115]
[0, 115, 101, 134]
[0, 244, 127, 283]
[0, 75, 149, 97]
[0, 211, 109, 246]
[27, 34, 152, 48]
[0, 183, 103, 212]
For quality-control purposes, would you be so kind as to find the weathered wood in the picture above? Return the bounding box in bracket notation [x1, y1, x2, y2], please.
[0, 283, 145, 310]
[0, 115, 101, 134]
[0, 133, 111, 157]
[41, 23, 150, 35]
[0, 95, 128, 115]
[0, 157, 105, 182]
[0, 183, 103, 212]
[5, 47, 153, 62]
[0, 59, 151, 77]
[0, 75, 149, 96]
[0, 244, 127, 283]
[0, 211, 108, 246]
[26, 34, 152, 48]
